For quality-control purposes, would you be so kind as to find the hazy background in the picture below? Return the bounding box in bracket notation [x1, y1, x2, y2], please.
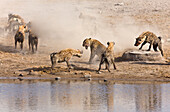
[0, 0, 165, 53]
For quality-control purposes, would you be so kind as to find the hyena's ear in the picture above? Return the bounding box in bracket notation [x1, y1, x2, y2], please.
[89, 38, 91, 40]
[158, 36, 162, 40]
[50, 52, 57, 57]
[107, 42, 110, 45]
[143, 35, 147, 39]
[113, 41, 115, 45]
[136, 37, 139, 40]
[8, 13, 12, 16]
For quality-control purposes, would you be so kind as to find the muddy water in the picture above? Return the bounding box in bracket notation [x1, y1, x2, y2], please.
[0, 80, 170, 112]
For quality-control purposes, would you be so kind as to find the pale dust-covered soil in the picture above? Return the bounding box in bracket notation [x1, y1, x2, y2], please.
[0, 0, 169, 82]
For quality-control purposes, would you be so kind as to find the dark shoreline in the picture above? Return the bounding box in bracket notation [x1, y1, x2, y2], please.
[0, 76, 170, 84]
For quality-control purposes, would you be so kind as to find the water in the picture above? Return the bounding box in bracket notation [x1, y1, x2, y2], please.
[0, 80, 170, 112]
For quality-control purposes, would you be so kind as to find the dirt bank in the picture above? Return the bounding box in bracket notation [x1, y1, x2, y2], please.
[0, 35, 169, 82]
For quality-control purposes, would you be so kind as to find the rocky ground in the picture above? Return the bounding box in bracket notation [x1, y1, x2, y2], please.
[0, 0, 169, 82]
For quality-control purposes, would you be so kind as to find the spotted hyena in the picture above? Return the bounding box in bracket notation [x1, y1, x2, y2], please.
[134, 31, 164, 56]
[14, 25, 28, 50]
[97, 42, 116, 73]
[50, 49, 83, 72]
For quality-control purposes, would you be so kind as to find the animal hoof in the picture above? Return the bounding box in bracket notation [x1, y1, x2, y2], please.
[84, 74, 91, 78]
[97, 71, 101, 74]
[55, 77, 61, 80]
[19, 74, 23, 77]
[87, 78, 91, 81]
[104, 79, 107, 82]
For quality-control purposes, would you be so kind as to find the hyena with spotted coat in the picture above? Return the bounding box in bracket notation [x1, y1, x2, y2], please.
[14, 25, 28, 50]
[50, 49, 83, 72]
[82, 38, 106, 63]
[134, 31, 164, 56]
[6, 13, 25, 32]
[28, 29, 38, 53]
[97, 42, 116, 73]
[8, 13, 25, 24]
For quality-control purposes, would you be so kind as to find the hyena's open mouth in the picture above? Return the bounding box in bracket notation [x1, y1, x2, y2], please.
[134, 42, 140, 46]
[85, 45, 88, 49]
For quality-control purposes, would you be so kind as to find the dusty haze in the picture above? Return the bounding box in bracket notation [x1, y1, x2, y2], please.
[0, 0, 169, 54]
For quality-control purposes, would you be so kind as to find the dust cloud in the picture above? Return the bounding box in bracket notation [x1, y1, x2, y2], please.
[0, 0, 160, 54]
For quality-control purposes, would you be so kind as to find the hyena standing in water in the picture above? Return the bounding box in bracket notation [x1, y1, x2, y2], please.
[97, 42, 116, 73]
[50, 49, 83, 72]
[134, 31, 164, 56]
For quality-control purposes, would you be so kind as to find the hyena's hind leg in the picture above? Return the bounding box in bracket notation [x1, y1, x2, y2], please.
[65, 56, 72, 72]
[111, 58, 116, 70]
[99, 54, 108, 70]
[97, 56, 105, 73]
[157, 36, 164, 56]
[153, 44, 158, 52]
[158, 43, 164, 56]
[106, 61, 111, 72]
[66, 61, 71, 72]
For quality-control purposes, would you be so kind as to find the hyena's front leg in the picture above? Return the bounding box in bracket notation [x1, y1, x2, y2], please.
[28, 39, 31, 51]
[51, 61, 56, 69]
[20, 42, 23, 50]
[50, 55, 56, 69]
[147, 41, 153, 51]
[139, 41, 147, 50]
[66, 61, 71, 72]
[32, 43, 34, 53]
[35, 43, 38, 51]
[89, 50, 96, 63]
[15, 40, 17, 49]
[153, 44, 158, 51]
[97, 56, 104, 73]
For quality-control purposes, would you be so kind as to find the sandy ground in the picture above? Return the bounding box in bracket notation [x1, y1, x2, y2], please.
[0, 0, 169, 82]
